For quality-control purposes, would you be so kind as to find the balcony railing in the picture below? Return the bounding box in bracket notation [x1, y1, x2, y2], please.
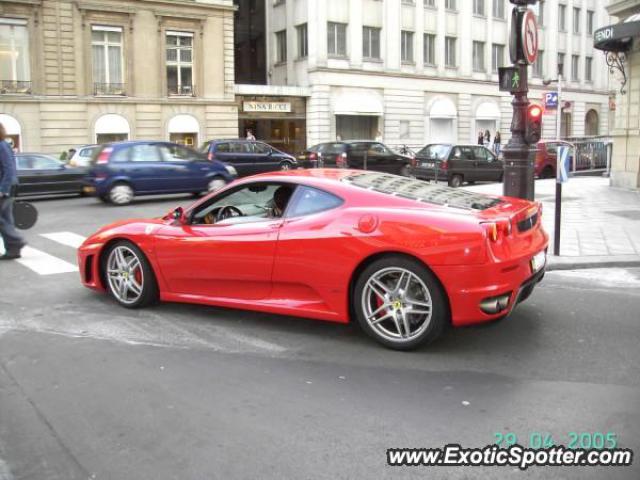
[94, 82, 127, 96]
[0, 80, 32, 95]
[168, 84, 195, 96]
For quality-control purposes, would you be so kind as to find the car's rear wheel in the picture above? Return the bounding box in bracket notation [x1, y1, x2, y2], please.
[103, 241, 158, 309]
[108, 183, 134, 205]
[448, 174, 463, 188]
[353, 256, 448, 350]
[280, 161, 293, 171]
[208, 176, 228, 193]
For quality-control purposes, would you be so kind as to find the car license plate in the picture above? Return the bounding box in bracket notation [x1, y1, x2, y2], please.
[422, 162, 435, 168]
[83, 186, 96, 194]
[530, 251, 546, 273]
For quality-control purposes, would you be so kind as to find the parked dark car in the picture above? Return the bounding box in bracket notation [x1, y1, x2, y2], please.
[16, 153, 86, 197]
[412, 144, 503, 187]
[298, 141, 413, 176]
[535, 140, 574, 178]
[202, 139, 297, 177]
[84, 141, 237, 205]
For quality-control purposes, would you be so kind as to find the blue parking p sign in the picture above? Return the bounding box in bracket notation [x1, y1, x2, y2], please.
[544, 92, 558, 109]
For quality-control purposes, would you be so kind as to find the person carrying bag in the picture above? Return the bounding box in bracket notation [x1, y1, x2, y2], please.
[0, 122, 26, 260]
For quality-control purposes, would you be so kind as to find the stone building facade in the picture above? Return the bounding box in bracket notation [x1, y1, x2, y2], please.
[0, 0, 237, 155]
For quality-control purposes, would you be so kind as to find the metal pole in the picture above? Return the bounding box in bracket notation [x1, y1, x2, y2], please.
[364, 150, 368, 170]
[556, 74, 562, 141]
[553, 74, 563, 256]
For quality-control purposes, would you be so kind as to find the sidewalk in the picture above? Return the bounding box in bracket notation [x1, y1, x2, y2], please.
[462, 176, 640, 270]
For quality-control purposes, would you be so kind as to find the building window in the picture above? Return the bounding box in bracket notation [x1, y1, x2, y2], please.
[401, 31, 414, 63]
[491, 44, 504, 73]
[573, 7, 580, 34]
[327, 22, 347, 56]
[558, 4, 566, 31]
[166, 31, 194, 96]
[445, 36, 456, 67]
[424, 0, 435, 7]
[92, 26, 124, 96]
[445, 0, 456, 11]
[492, 0, 505, 19]
[0, 19, 31, 94]
[275, 30, 287, 63]
[571, 54, 579, 81]
[533, 49, 544, 77]
[557, 52, 565, 77]
[296, 24, 308, 58]
[362, 26, 381, 59]
[473, 41, 485, 72]
[423, 33, 436, 65]
[587, 10, 594, 35]
[537, 1, 545, 27]
[399, 120, 410, 139]
[473, 0, 485, 16]
[585, 56, 592, 82]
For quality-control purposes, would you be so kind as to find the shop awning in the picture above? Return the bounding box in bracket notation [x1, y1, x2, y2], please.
[168, 114, 199, 134]
[475, 101, 501, 120]
[0, 114, 21, 135]
[95, 114, 130, 134]
[429, 97, 457, 118]
[594, 14, 640, 52]
[332, 90, 384, 116]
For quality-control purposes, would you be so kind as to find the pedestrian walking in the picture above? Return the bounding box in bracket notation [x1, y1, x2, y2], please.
[484, 129, 491, 148]
[0, 122, 26, 260]
[246, 129, 256, 141]
[493, 131, 502, 155]
[477, 130, 484, 145]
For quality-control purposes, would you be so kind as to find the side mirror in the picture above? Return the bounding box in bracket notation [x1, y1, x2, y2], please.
[164, 206, 185, 224]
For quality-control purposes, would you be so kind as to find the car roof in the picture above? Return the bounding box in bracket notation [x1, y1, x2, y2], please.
[208, 138, 260, 143]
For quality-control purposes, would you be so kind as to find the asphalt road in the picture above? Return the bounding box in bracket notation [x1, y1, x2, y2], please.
[1, 195, 639, 480]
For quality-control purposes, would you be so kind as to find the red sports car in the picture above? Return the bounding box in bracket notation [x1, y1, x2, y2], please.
[78, 169, 548, 350]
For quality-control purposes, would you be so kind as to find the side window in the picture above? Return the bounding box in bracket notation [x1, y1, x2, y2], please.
[216, 143, 230, 153]
[130, 144, 161, 162]
[16, 156, 34, 169]
[451, 147, 462, 159]
[33, 156, 62, 169]
[287, 186, 344, 217]
[252, 142, 271, 154]
[473, 147, 488, 161]
[161, 144, 201, 162]
[460, 147, 475, 160]
[369, 143, 386, 155]
[230, 142, 251, 154]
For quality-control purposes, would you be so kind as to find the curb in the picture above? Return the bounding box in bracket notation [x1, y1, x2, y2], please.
[547, 255, 640, 271]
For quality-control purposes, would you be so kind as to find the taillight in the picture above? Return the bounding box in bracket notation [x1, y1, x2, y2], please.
[309, 152, 317, 161]
[440, 160, 448, 170]
[336, 152, 347, 168]
[96, 147, 113, 164]
[481, 219, 512, 242]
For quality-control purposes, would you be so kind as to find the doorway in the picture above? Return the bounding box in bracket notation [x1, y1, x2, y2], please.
[238, 119, 306, 154]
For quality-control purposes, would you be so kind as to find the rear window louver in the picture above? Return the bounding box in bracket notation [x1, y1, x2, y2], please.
[517, 212, 539, 233]
[343, 172, 503, 211]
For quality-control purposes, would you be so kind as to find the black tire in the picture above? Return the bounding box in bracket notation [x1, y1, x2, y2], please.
[102, 240, 159, 309]
[448, 174, 463, 188]
[280, 161, 293, 171]
[353, 255, 448, 350]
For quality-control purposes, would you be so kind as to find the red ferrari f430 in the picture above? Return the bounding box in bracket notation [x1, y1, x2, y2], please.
[78, 170, 548, 350]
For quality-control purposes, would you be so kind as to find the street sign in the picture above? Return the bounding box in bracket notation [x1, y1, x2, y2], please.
[557, 146, 571, 183]
[499, 66, 528, 94]
[521, 9, 538, 65]
[544, 92, 558, 109]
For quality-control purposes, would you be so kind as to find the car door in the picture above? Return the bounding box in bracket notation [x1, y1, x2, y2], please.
[369, 143, 400, 174]
[15, 155, 40, 195]
[347, 143, 372, 170]
[472, 146, 498, 181]
[453, 146, 476, 180]
[225, 141, 255, 177]
[251, 141, 279, 173]
[127, 143, 174, 193]
[153, 182, 288, 300]
[24, 155, 81, 195]
[158, 143, 208, 192]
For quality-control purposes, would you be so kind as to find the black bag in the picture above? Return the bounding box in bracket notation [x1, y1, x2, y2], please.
[13, 200, 38, 230]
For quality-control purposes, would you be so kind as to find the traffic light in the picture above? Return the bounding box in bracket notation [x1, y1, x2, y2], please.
[524, 104, 543, 144]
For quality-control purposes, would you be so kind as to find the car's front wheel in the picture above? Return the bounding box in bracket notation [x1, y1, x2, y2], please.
[353, 256, 448, 350]
[103, 241, 158, 308]
[208, 176, 228, 192]
[280, 161, 293, 171]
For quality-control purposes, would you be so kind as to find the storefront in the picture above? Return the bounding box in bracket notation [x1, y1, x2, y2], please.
[331, 88, 384, 141]
[237, 96, 306, 154]
[168, 114, 200, 147]
[94, 113, 130, 144]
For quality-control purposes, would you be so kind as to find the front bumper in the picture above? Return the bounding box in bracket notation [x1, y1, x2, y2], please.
[432, 249, 547, 326]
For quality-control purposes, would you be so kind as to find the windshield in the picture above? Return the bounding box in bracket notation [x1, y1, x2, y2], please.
[417, 144, 451, 160]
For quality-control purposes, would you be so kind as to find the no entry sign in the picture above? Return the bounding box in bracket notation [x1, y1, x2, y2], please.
[521, 9, 538, 65]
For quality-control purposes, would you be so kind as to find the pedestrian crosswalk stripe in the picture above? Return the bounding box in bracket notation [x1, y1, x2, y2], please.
[16, 246, 78, 276]
[40, 231, 87, 249]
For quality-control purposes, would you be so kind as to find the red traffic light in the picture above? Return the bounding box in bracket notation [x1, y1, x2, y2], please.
[529, 105, 543, 118]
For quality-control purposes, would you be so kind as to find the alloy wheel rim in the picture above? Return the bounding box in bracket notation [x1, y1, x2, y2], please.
[208, 178, 227, 192]
[107, 246, 144, 304]
[362, 267, 433, 342]
[110, 185, 133, 204]
[280, 162, 290, 171]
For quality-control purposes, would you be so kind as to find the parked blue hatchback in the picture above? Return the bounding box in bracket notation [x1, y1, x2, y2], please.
[84, 141, 237, 205]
